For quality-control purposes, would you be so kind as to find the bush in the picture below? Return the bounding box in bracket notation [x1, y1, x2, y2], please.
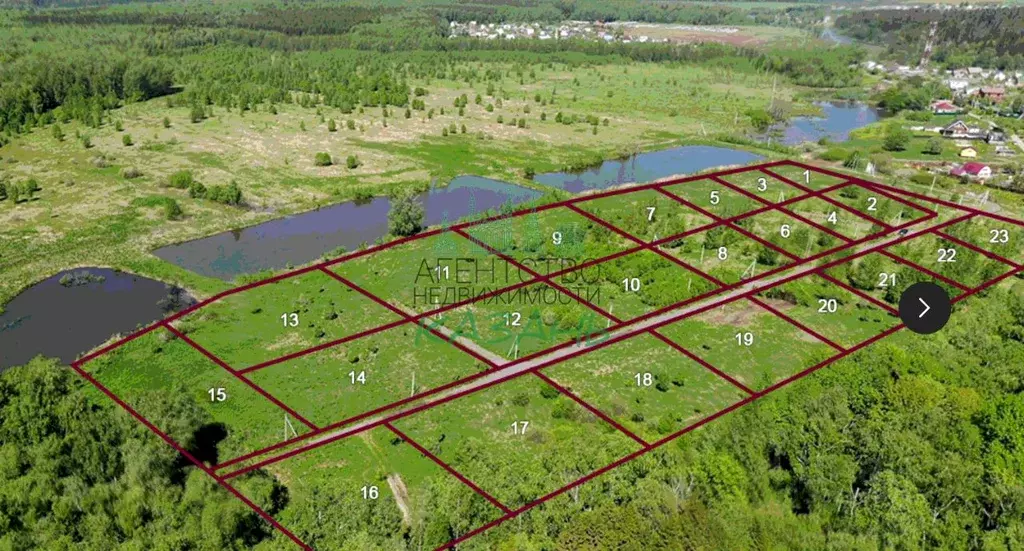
[924, 138, 943, 155]
[819, 147, 848, 162]
[882, 124, 911, 152]
[188, 181, 207, 198]
[346, 155, 360, 169]
[164, 199, 183, 220]
[387, 192, 424, 237]
[52, 124, 64, 142]
[122, 134, 133, 147]
[523, 167, 535, 180]
[189, 104, 206, 123]
[314, 152, 333, 167]
[327, 119, 337, 132]
[162, 116, 170, 128]
[206, 181, 243, 205]
[168, 170, 194, 189]
[81, 136, 92, 149]
[346, 120, 356, 130]
[0, 181, 6, 201]
[121, 167, 142, 179]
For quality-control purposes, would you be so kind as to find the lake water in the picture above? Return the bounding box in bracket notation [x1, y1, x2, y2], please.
[0, 268, 194, 370]
[779, 101, 881, 145]
[154, 176, 542, 281]
[533, 145, 763, 193]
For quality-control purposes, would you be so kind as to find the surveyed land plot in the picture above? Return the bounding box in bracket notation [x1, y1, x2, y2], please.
[886, 233, 1016, 290]
[173, 270, 401, 369]
[462, 206, 632, 275]
[824, 251, 960, 307]
[572, 188, 715, 242]
[943, 216, 1024, 266]
[786, 196, 878, 241]
[658, 298, 836, 391]
[823, 185, 931, 228]
[541, 333, 746, 442]
[759, 274, 899, 349]
[391, 375, 641, 510]
[716, 170, 807, 203]
[660, 225, 794, 284]
[569, 249, 720, 321]
[84, 327, 309, 462]
[330, 232, 529, 314]
[739, 209, 842, 259]
[767, 165, 848, 191]
[423, 281, 612, 360]
[661, 178, 766, 219]
[246, 325, 488, 428]
[228, 426, 506, 549]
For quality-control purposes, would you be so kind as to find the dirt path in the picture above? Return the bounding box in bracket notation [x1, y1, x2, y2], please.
[387, 474, 412, 525]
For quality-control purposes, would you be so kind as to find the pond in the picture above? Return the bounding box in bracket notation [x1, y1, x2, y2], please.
[154, 176, 542, 281]
[0, 268, 194, 371]
[533, 145, 763, 193]
[778, 101, 881, 145]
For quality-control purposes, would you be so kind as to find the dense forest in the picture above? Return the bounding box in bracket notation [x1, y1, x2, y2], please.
[4, 283, 1024, 549]
[0, 2, 860, 139]
[835, 7, 1024, 70]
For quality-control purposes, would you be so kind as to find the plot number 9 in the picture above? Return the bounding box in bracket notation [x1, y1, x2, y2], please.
[552, 231, 562, 245]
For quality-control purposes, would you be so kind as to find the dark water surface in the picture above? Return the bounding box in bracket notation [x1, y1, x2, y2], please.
[779, 101, 881, 145]
[0, 268, 194, 370]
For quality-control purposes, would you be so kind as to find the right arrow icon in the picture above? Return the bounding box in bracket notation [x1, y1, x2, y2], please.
[918, 298, 930, 318]
[899, 282, 951, 335]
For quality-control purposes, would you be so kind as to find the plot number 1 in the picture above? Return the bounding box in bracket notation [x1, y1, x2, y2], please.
[281, 313, 299, 327]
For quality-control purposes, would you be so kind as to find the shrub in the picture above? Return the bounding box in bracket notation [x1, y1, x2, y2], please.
[22, 179, 40, 199]
[168, 170, 194, 189]
[523, 167, 535, 180]
[122, 134, 133, 147]
[819, 147, 848, 162]
[346, 155, 360, 169]
[924, 138, 943, 155]
[346, 120, 356, 130]
[441, 127, 449, 137]
[52, 124, 64, 142]
[114, 120, 123, 132]
[882, 124, 911, 152]
[81, 136, 92, 149]
[121, 167, 142, 179]
[162, 116, 170, 128]
[188, 181, 207, 198]
[190, 104, 206, 123]
[164, 199, 183, 220]
[207, 181, 243, 205]
[0, 180, 6, 201]
[328, 119, 337, 132]
[314, 152, 333, 167]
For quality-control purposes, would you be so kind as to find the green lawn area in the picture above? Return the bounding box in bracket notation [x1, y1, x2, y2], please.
[246, 324, 488, 428]
[427, 281, 613, 360]
[768, 165, 848, 191]
[823, 185, 932, 228]
[886, 233, 1014, 289]
[392, 375, 642, 509]
[824, 251, 961, 306]
[662, 178, 766, 220]
[330, 231, 528, 314]
[787, 196, 877, 240]
[85, 327, 307, 462]
[572, 188, 714, 242]
[741, 209, 842, 258]
[658, 298, 835, 391]
[541, 333, 746, 442]
[569, 249, 720, 321]
[172, 270, 401, 369]
[944, 215, 1024, 265]
[759, 275, 899, 348]
[718, 170, 806, 204]
[231, 426, 504, 549]
[661, 225, 794, 284]
[463, 207, 632, 275]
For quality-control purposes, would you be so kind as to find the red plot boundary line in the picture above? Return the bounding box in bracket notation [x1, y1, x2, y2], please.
[68, 362, 312, 550]
[816, 270, 900, 316]
[432, 322, 908, 551]
[215, 201, 958, 476]
[877, 249, 972, 292]
[931, 230, 1024, 270]
[747, 296, 846, 352]
[162, 323, 319, 431]
[533, 371, 651, 448]
[384, 422, 512, 514]
[761, 167, 896, 232]
[220, 209, 973, 483]
[647, 329, 756, 396]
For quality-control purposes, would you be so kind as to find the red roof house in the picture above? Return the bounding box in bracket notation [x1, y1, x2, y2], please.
[978, 87, 1006, 102]
[950, 162, 992, 180]
[931, 100, 959, 114]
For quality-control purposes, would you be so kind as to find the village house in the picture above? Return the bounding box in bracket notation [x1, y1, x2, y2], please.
[977, 87, 1006, 102]
[940, 120, 984, 139]
[959, 146, 978, 158]
[950, 162, 992, 180]
[986, 128, 1007, 145]
[931, 100, 960, 115]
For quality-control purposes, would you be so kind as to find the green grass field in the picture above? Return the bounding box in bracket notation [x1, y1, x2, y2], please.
[945, 216, 1024, 265]
[823, 185, 931, 229]
[231, 426, 504, 549]
[392, 375, 642, 509]
[541, 333, 746, 441]
[331, 232, 528, 314]
[662, 178, 766, 219]
[742, 209, 841, 258]
[85, 327, 307, 461]
[658, 298, 835, 391]
[786, 196, 876, 240]
[661, 225, 794, 284]
[172, 270, 401, 369]
[718, 170, 805, 203]
[573, 188, 714, 242]
[825, 251, 962, 305]
[246, 324, 488, 428]
[759, 275, 899, 348]
[886, 234, 1014, 289]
